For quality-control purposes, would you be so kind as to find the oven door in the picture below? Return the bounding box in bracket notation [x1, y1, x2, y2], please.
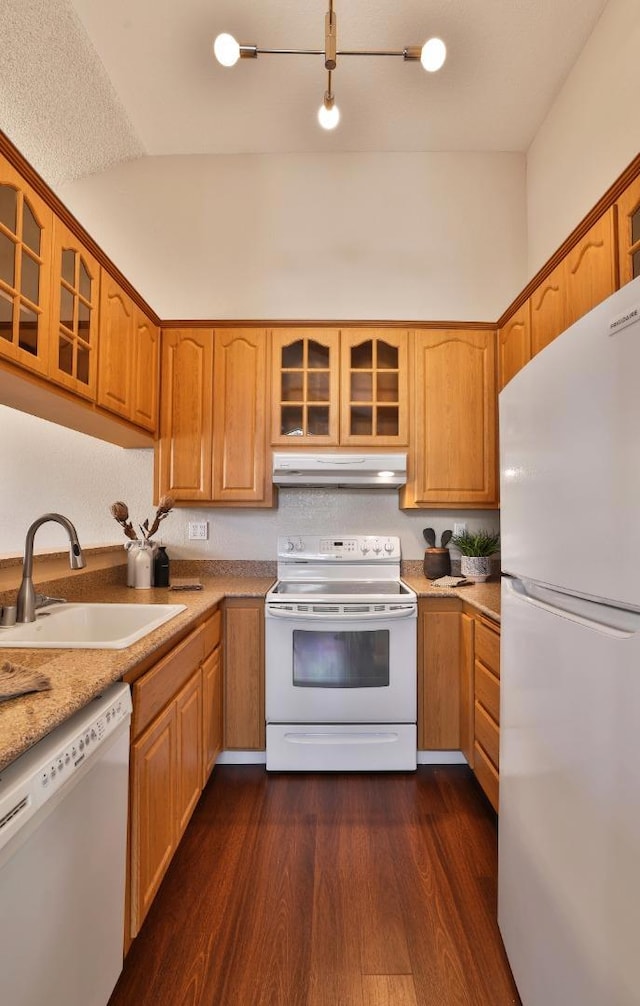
[265, 604, 417, 724]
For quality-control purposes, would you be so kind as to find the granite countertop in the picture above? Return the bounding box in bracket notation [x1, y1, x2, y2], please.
[0, 575, 274, 773]
[402, 573, 501, 622]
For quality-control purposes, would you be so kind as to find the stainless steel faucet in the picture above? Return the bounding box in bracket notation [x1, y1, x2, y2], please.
[16, 514, 86, 623]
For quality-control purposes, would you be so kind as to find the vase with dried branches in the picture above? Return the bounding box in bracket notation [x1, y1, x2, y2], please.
[109, 497, 175, 586]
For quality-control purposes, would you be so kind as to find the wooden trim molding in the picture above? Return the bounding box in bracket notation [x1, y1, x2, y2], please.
[162, 319, 497, 330]
[497, 152, 640, 329]
[0, 130, 161, 327]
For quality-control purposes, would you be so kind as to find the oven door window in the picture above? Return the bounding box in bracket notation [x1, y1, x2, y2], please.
[292, 629, 390, 688]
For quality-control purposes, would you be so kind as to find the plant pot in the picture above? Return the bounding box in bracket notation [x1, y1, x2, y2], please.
[460, 555, 491, 582]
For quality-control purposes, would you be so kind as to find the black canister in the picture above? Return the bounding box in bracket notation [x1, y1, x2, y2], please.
[153, 545, 170, 587]
[423, 547, 451, 579]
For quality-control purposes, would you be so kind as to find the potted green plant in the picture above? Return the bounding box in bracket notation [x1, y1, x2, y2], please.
[450, 528, 500, 582]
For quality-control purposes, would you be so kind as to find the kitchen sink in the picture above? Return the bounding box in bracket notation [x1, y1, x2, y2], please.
[0, 602, 187, 649]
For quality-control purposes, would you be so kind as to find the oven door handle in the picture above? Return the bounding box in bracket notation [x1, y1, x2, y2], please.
[265, 605, 417, 620]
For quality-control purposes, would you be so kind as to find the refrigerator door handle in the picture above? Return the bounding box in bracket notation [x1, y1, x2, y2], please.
[504, 577, 640, 638]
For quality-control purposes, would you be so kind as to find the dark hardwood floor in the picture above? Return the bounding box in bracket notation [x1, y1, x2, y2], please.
[109, 765, 521, 1006]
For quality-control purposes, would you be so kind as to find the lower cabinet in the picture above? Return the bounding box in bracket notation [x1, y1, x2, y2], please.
[461, 604, 501, 812]
[127, 609, 222, 941]
[417, 597, 461, 749]
[223, 598, 265, 750]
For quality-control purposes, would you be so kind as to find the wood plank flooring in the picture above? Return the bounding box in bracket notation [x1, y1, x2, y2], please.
[109, 766, 521, 1006]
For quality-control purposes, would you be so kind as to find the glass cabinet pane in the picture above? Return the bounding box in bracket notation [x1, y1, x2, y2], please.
[307, 370, 330, 401]
[632, 207, 640, 246]
[282, 340, 304, 369]
[307, 406, 330, 436]
[281, 372, 303, 402]
[79, 259, 92, 300]
[18, 304, 38, 355]
[78, 300, 91, 339]
[0, 185, 17, 233]
[281, 405, 304, 437]
[350, 340, 373, 369]
[22, 201, 41, 255]
[376, 407, 399, 437]
[377, 341, 398, 369]
[77, 345, 90, 384]
[60, 285, 74, 331]
[308, 340, 330, 368]
[58, 334, 74, 375]
[350, 406, 373, 436]
[21, 250, 40, 304]
[633, 248, 640, 280]
[350, 372, 372, 402]
[0, 230, 16, 286]
[61, 248, 76, 285]
[377, 372, 398, 402]
[0, 288, 13, 340]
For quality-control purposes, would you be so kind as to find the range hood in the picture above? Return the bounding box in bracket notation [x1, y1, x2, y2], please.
[272, 452, 407, 489]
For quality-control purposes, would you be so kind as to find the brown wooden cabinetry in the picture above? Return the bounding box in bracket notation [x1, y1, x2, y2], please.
[128, 611, 222, 939]
[0, 155, 53, 376]
[417, 597, 461, 749]
[49, 216, 100, 399]
[616, 174, 640, 287]
[271, 327, 408, 447]
[223, 598, 265, 750]
[406, 329, 498, 508]
[131, 307, 159, 431]
[460, 608, 500, 812]
[498, 301, 531, 390]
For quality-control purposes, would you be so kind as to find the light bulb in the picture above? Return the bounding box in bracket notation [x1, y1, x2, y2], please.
[421, 37, 446, 72]
[214, 33, 240, 67]
[318, 101, 340, 130]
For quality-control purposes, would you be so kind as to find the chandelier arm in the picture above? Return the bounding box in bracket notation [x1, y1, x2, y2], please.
[254, 47, 326, 56]
[250, 47, 418, 58]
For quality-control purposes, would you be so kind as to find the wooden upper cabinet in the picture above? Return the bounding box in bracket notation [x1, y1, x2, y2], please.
[564, 207, 617, 327]
[157, 328, 213, 501]
[498, 300, 531, 390]
[340, 329, 408, 445]
[616, 174, 640, 287]
[271, 328, 340, 445]
[530, 260, 565, 357]
[212, 328, 271, 505]
[49, 217, 100, 400]
[131, 307, 159, 432]
[97, 271, 134, 419]
[0, 156, 53, 376]
[409, 329, 497, 507]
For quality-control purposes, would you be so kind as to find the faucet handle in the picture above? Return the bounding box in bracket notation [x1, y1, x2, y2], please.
[34, 593, 67, 609]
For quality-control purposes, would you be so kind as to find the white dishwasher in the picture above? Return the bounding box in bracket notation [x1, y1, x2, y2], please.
[0, 681, 132, 1006]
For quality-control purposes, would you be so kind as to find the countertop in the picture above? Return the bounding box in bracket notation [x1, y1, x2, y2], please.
[0, 576, 273, 773]
[0, 569, 500, 775]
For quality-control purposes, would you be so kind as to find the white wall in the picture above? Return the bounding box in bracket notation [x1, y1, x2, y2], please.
[526, 0, 640, 275]
[59, 151, 527, 322]
[0, 405, 498, 561]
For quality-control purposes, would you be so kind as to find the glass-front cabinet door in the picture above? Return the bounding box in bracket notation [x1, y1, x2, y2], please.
[271, 328, 340, 444]
[0, 157, 52, 376]
[49, 217, 100, 399]
[339, 329, 408, 445]
[616, 174, 640, 287]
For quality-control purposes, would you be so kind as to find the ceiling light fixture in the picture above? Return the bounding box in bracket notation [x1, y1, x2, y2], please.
[213, 2, 446, 131]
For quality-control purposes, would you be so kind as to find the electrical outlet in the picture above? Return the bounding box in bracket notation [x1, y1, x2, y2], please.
[188, 521, 209, 541]
[453, 522, 467, 538]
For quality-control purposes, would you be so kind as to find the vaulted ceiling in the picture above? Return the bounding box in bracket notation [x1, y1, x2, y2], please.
[1, 0, 609, 188]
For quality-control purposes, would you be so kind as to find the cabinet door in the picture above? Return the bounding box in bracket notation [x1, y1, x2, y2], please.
[616, 174, 640, 287]
[271, 328, 340, 444]
[0, 156, 52, 376]
[418, 598, 460, 749]
[530, 261, 566, 357]
[156, 328, 213, 501]
[412, 330, 497, 507]
[564, 208, 617, 328]
[212, 328, 271, 504]
[49, 217, 100, 400]
[131, 307, 159, 432]
[459, 611, 475, 766]
[202, 645, 223, 786]
[224, 598, 264, 750]
[498, 301, 531, 390]
[175, 671, 203, 839]
[340, 329, 408, 445]
[97, 271, 134, 419]
[130, 701, 177, 937]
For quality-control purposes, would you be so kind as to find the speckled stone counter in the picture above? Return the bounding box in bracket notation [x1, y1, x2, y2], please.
[0, 573, 274, 773]
[402, 572, 501, 622]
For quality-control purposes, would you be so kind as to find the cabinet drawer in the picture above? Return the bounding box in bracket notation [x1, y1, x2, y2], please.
[202, 608, 221, 654]
[475, 660, 500, 723]
[474, 741, 499, 812]
[474, 700, 499, 769]
[475, 617, 500, 677]
[133, 624, 205, 737]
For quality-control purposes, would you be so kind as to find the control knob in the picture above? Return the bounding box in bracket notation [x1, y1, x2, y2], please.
[384, 540, 394, 553]
[372, 538, 382, 554]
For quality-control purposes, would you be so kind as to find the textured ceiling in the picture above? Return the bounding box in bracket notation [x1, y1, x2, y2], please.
[0, 0, 609, 187]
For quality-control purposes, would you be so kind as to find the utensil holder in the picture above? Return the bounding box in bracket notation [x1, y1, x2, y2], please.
[423, 548, 451, 579]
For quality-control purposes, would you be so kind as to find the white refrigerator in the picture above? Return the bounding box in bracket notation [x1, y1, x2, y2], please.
[498, 275, 640, 1006]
